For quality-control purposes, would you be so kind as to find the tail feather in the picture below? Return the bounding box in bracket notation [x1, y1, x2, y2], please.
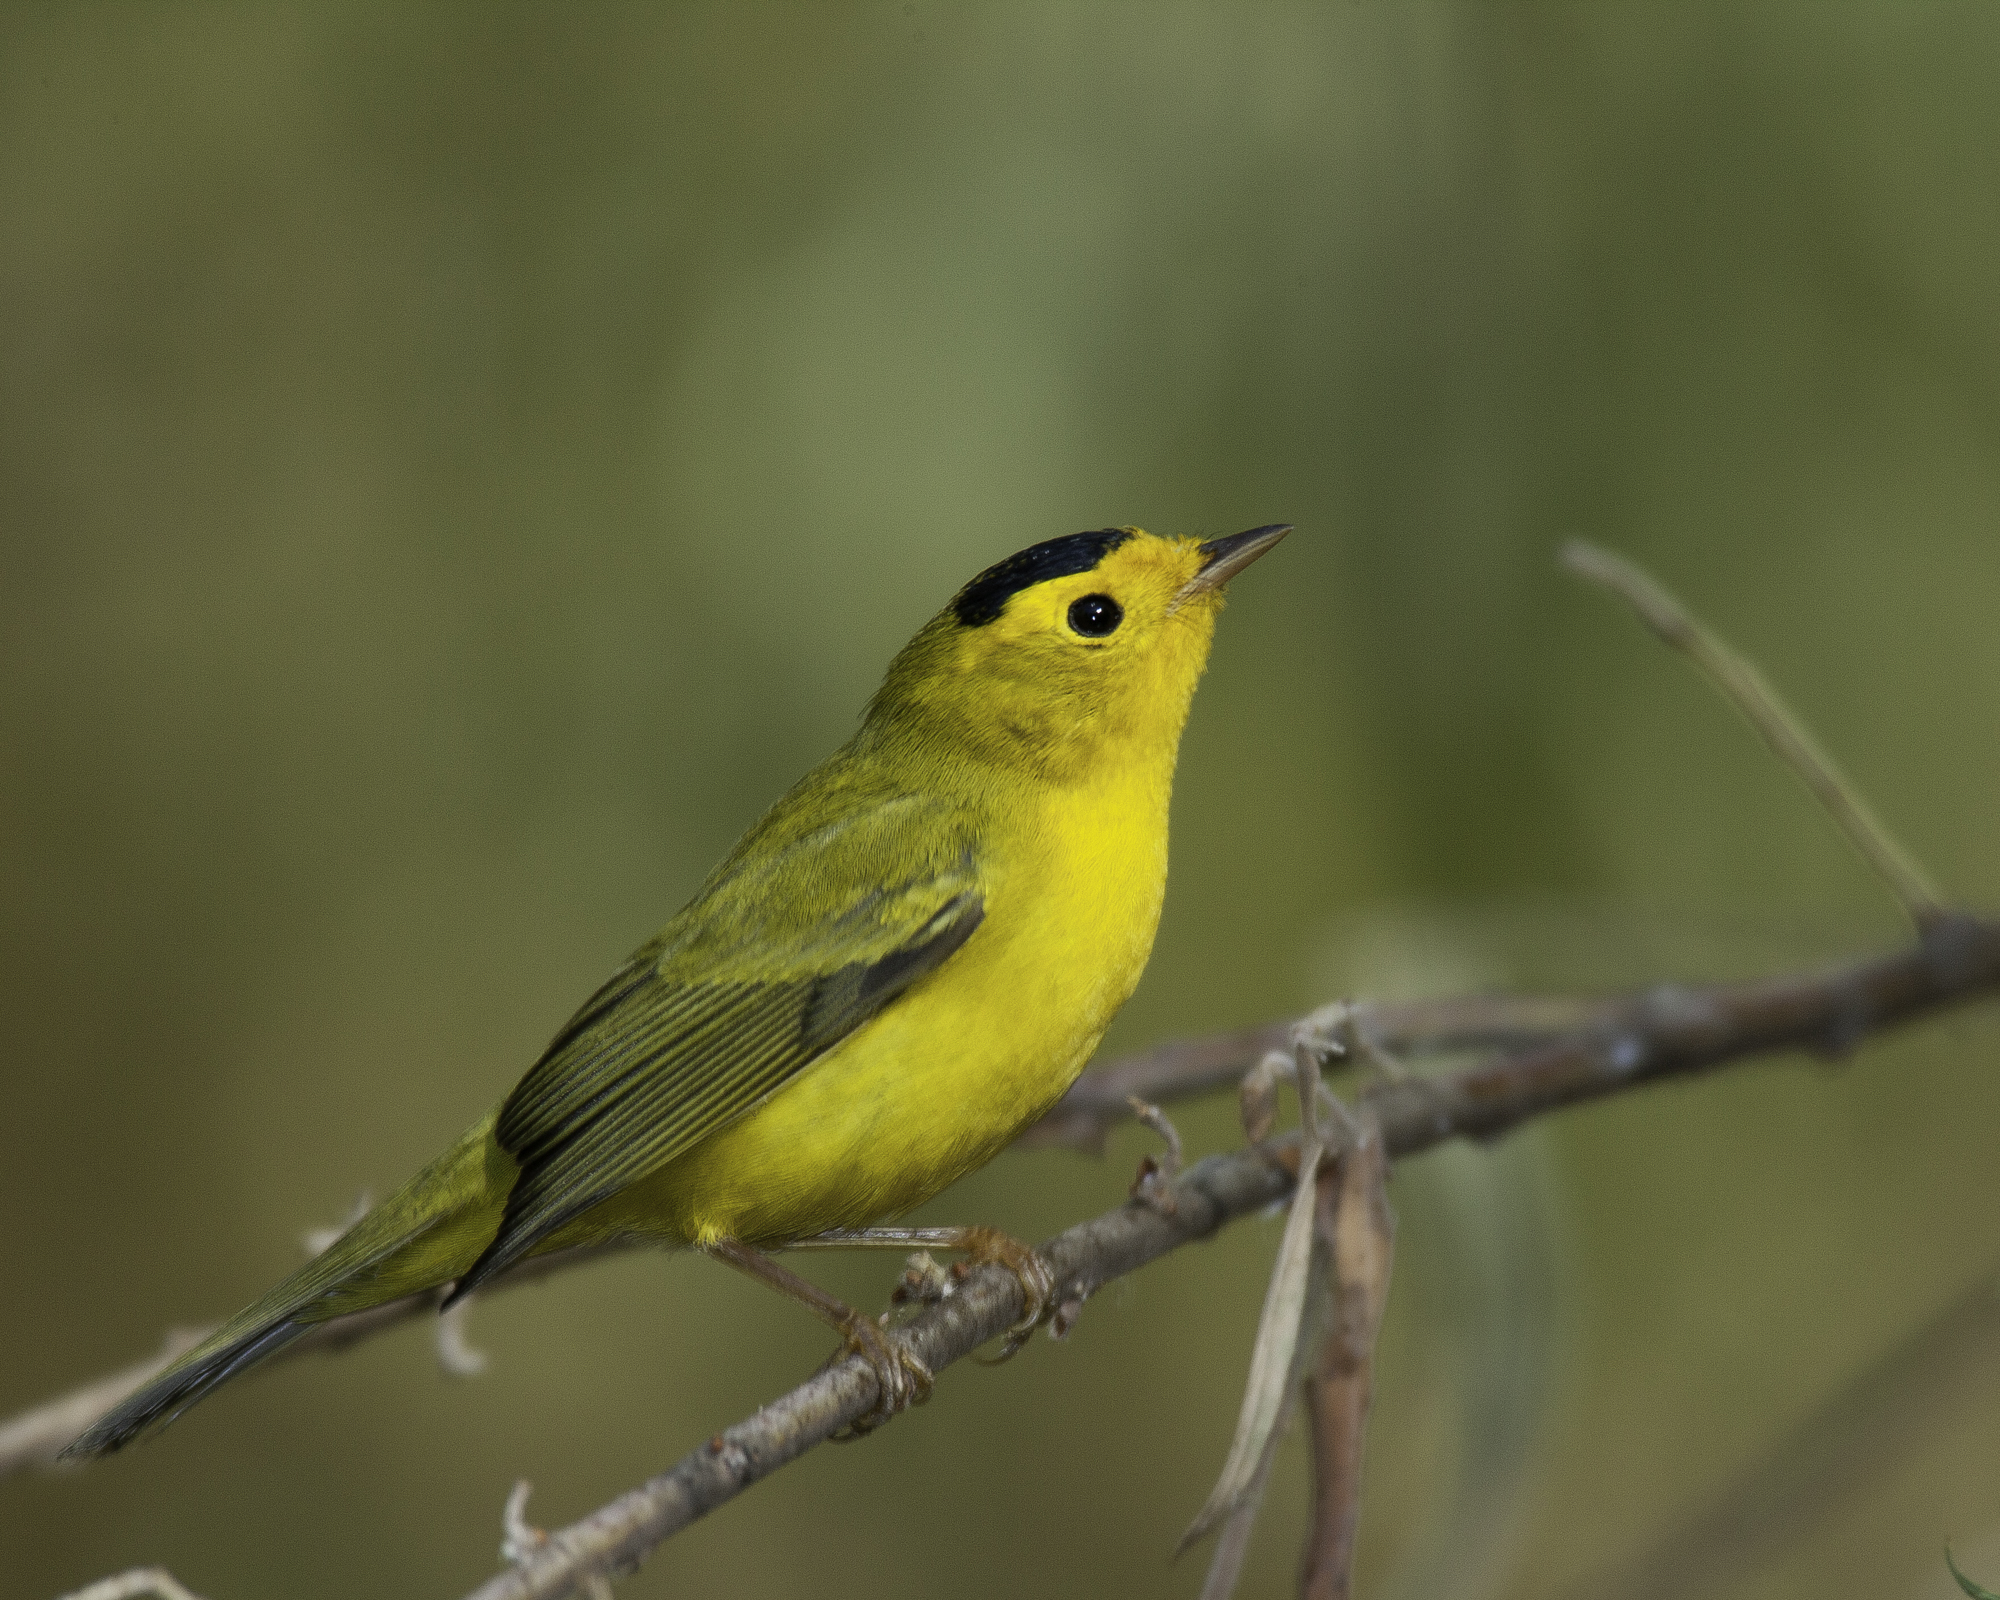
[69, 1319, 315, 1457]
[65, 1112, 508, 1458]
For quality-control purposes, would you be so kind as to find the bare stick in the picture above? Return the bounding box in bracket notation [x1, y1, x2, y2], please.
[1299, 1119, 1395, 1600]
[1028, 994, 1636, 1155]
[461, 1137, 1314, 1600]
[1561, 540, 1946, 928]
[53, 1570, 209, 1600]
[500, 1483, 613, 1600]
[1027, 995, 1625, 1155]
[1126, 1095, 1183, 1214]
[1033, 912, 1999, 1157]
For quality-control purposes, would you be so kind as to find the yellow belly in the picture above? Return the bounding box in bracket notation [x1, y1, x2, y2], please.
[572, 766, 1170, 1247]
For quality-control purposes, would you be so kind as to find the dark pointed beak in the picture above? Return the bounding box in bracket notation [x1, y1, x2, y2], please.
[1177, 524, 1292, 603]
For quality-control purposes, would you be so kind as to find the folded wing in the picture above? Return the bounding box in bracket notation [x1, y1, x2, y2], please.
[446, 785, 983, 1300]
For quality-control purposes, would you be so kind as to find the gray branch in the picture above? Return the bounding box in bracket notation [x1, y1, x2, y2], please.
[467, 1136, 1307, 1600]
[461, 912, 2000, 1600]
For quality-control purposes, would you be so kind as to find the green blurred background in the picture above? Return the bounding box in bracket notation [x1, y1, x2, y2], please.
[7, 5, 2000, 1597]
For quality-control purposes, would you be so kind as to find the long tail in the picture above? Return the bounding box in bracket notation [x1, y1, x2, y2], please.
[67, 1112, 511, 1458]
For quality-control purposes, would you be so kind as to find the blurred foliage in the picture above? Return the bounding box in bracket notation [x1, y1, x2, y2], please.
[6, 5, 2000, 1598]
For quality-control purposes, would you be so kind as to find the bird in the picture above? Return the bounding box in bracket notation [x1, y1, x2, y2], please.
[68, 521, 1289, 1456]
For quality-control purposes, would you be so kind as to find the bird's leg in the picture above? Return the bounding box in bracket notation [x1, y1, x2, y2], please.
[790, 1225, 1055, 1359]
[705, 1239, 932, 1434]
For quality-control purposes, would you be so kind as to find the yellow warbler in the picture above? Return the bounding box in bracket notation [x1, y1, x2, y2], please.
[71, 522, 1287, 1453]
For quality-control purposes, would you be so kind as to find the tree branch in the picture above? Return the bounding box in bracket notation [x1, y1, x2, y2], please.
[1021, 996, 1609, 1155]
[467, 1136, 1313, 1600]
[12, 912, 1998, 1590]
[1028, 911, 2000, 1162]
[11, 913, 1999, 1513]
[458, 912, 2000, 1600]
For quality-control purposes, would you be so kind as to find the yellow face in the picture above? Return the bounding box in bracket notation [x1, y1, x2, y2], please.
[870, 525, 1285, 779]
[954, 530, 1214, 714]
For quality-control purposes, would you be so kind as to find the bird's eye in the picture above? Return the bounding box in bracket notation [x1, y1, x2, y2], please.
[1067, 594, 1123, 637]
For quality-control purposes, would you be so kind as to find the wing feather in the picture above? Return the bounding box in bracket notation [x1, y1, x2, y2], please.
[444, 782, 984, 1301]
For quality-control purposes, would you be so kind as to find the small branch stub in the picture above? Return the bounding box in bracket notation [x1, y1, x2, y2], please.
[501, 1482, 612, 1600]
[1126, 1095, 1184, 1214]
[1239, 1049, 1289, 1145]
[436, 1298, 490, 1378]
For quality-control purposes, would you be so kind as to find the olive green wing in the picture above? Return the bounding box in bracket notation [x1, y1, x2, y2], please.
[446, 789, 983, 1300]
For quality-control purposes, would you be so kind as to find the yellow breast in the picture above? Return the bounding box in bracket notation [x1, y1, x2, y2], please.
[600, 753, 1173, 1248]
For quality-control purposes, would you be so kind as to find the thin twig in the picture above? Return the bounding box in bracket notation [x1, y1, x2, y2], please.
[500, 1483, 612, 1600]
[53, 1569, 209, 1600]
[1365, 913, 2000, 1149]
[1561, 540, 1946, 929]
[1024, 992, 1616, 1160]
[1031, 914, 1999, 1158]
[1027, 994, 1633, 1155]
[1125, 1095, 1184, 1214]
[1237, 1048, 1291, 1145]
[1300, 1118, 1395, 1600]
[435, 1298, 490, 1378]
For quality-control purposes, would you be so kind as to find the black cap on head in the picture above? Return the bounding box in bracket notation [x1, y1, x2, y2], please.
[952, 529, 1135, 628]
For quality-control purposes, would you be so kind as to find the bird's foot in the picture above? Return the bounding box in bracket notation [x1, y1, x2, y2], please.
[829, 1311, 933, 1439]
[785, 1223, 1056, 1363]
[953, 1225, 1055, 1363]
[706, 1237, 931, 1439]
